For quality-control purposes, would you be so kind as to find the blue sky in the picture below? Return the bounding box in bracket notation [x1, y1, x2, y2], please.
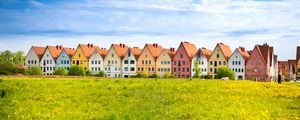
[0, 0, 299, 60]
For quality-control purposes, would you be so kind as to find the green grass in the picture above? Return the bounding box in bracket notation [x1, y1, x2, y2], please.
[0, 77, 299, 119]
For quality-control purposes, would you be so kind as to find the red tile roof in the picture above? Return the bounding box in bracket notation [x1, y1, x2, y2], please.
[200, 47, 212, 59]
[237, 47, 250, 60]
[112, 43, 129, 59]
[130, 47, 142, 59]
[63, 48, 75, 58]
[47, 45, 64, 60]
[257, 43, 271, 65]
[32, 46, 46, 60]
[97, 47, 108, 58]
[218, 43, 232, 60]
[146, 43, 163, 59]
[164, 48, 176, 59]
[181, 41, 197, 60]
[79, 44, 99, 59]
[297, 46, 300, 61]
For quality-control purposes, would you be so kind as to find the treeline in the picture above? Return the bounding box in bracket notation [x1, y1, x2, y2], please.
[0, 50, 25, 75]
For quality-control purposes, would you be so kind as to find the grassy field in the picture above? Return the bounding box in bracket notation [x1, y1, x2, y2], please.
[0, 77, 299, 120]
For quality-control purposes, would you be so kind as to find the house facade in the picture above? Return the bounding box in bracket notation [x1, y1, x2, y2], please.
[89, 47, 107, 74]
[296, 46, 300, 79]
[278, 61, 289, 81]
[137, 43, 163, 76]
[40, 46, 63, 75]
[228, 47, 250, 80]
[208, 43, 232, 79]
[56, 48, 75, 71]
[25, 46, 46, 69]
[245, 43, 274, 82]
[71, 44, 98, 71]
[156, 48, 176, 78]
[172, 41, 197, 78]
[104, 43, 128, 78]
[122, 47, 141, 78]
[197, 47, 212, 76]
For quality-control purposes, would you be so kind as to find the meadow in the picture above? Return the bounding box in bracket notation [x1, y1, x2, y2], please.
[0, 77, 299, 120]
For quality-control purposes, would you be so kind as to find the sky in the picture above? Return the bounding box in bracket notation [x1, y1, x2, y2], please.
[0, 0, 299, 61]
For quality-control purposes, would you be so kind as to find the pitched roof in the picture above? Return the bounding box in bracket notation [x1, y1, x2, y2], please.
[218, 43, 232, 60]
[200, 47, 212, 59]
[256, 43, 271, 65]
[78, 44, 99, 58]
[63, 48, 75, 58]
[112, 43, 129, 59]
[164, 48, 176, 59]
[181, 41, 197, 60]
[32, 46, 46, 60]
[47, 46, 64, 60]
[145, 43, 163, 59]
[297, 46, 300, 61]
[97, 47, 108, 58]
[236, 47, 250, 60]
[130, 47, 142, 59]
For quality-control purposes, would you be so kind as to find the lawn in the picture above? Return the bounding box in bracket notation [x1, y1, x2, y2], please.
[0, 77, 299, 119]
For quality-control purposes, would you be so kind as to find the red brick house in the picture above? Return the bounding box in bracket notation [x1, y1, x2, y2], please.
[172, 41, 197, 78]
[245, 43, 275, 82]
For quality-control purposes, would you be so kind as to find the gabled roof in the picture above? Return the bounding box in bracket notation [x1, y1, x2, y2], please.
[145, 43, 163, 59]
[97, 47, 108, 58]
[164, 48, 176, 59]
[78, 44, 99, 59]
[199, 47, 212, 59]
[112, 43, 129, 59]
[130, 47, 142, 59]
[63, 48, 75, 58]
[32, 46, 46, 60]
[181, 41, 197, 60]
[297, 46, 300, 61]
[236, 47, 250, 60]
[256, 43, 271, 65]
[47, 46, 64, 60]
[218, 43, 232, 60]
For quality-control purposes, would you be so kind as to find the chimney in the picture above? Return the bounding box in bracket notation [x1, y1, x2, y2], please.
[202, 47, 206, 50]
[263, 43, 268, 46]
[91, 44, 93, 48]
[240, 46, 245, 51]
[122, 44, 125, 48]
[59, 46, 62, 50]
[56, 45, 59, 49]
[220, 43, 224, 45]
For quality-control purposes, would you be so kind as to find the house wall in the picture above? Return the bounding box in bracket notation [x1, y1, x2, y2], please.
[89, 51, 104, 74]
[245, 47, 268, 81]
[40, 48, 56, 75]
[122, 50, 137, 77]
[137, 46, 156, 76]
[172, 45, 192, 78]
[156, 50, 172, 78]
[208, 45, 228, 79]
[71, 46, 89, 70]
[56, 50, 71, 71]
[228, 49, 246, 80]
[25, 47, 40, 68]
[297, 59, 300, 79]
[199, 54, 208, 75]
[103, 47, 122, 78]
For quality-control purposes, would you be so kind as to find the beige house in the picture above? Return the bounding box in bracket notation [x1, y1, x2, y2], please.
[156, 48, 176, 77]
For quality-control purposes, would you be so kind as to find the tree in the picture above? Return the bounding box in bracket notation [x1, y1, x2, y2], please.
[13, 51, 25, 65]
[24, 66, 42, 75]
[216, 66, 235, 80]
[53, 68, 68, 75]
[96, 70, 105, 77]
[193, 60, 201, 78]
[0, 63, 19, 75]
[68, 65, 86, 76]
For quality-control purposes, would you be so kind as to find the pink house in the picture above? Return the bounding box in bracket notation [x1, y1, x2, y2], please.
[172, 41, 197, 78]
[245, 43, 274, 82]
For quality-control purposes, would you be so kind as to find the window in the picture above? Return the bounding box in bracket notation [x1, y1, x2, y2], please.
[130, 60, 135, 64]
[124, 67, 128, 71]
[174, 68, 176, 72]
[158, 68, 160, 72]
[168, 61, 170, 64]
[232, 61, 234, 65]
[201, 61, 204, 65]
[141, 67, 144, 71]
[79, 54, 81, 58]
[180, 54, 183, 58]
[130, 67, 135, 71]
[219, 61, 222, 65]
[223, 61, 226, 65]
[61, 60, 64, 64]
[239, 61, 241, 65]
[115, 60, 117, 64]
[64, 60, 66, 64]
[148, 67, 151, 71]
[98, 61, 101, 64]
[183, 61, 186, 65]
[138, 67, 140, 71]
[92, 67, 94, 71]
[108, 60, 110, 64]
[210, 61, 213, 65]
[47, 60, 49, 64]
[210, 68, 212, 72]
[28, 60, 30, 64]
[124, 60, 129, 64]
[34, 60, 37, 64]
[214, 68, 217, 73]
[182, 68, 185, 72]
[112, 54, 114, 57]
[217, 54, 219, 58]
[112, 61, 114, 64]
[167, 68, 170, 72]
[149, 61, 151, 64]
[238, 68, 240, 72]
[142, 60, 144, 64]
[187, 68, 189, 72]
[128, 52, 131, 57]
[174, 61, 176, 65]
[178, 68, 181, 72]
[67, 60, 69, 64]
[145, 60, 148, 64]
[241, 69, 244, 72]
[161, 61, 164, 64]
[115, 67, 117, 71]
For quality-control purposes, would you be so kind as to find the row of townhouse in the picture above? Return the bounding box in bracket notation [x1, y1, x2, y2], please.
[278, 46, 300, 81]
[25, 42, 279, 81]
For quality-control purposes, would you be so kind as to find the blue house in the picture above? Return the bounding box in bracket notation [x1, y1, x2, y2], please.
[56, 48, 75, 70]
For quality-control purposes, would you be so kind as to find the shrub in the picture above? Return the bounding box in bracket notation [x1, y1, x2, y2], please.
[193, 60, 201, 78]
[53, 68, 68, 75]
[149, 73, 158, 78]
[68, 65, 86, 76]
[136, 72, 148, 78]
[0, 63, 19, 75]
[85, 70, 92, 76]
[202, 74, 212, 79]
[216, 67, 235, 80]
[24, 66, 42, 75]
[96, 70, 105, 77]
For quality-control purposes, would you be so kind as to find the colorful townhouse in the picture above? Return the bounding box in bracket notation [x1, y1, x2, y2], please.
[122, 47, 142, 78]
[137, 43, 163, 76]
[72, 44, 98, 71]
[104, 43, 128, 78]
[25, 46, 46, 69]
[89, 47, 107, 74]
[274, 55, 279, 81]
[56, 48, 75, 71]
[288, 60, 296, 80]
[208, 43, 232, 79]
[40, 45, 63, 75]
[194, 47, 212, 76]
[296, 46, 300, 79]
[172, 41, 197, 78]
[278, 61, 289, 81]
[156, 48, 176, 78]
[228, 47, 250, 80]
[245, 43, 275, 82]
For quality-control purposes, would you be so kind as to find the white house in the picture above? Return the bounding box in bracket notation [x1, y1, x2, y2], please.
[56, 48, 75, 71]
[104, 43, 128, 78]
[122, 47, 141, 78]
[192, 47, 212, 77]
[40, 45, 63, 75]
[89, 47, 107, 74]
[25, 46, 46, 69]
[228, 47, 250, 80]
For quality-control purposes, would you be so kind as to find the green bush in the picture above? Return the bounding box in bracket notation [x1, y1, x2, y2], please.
[0, 63, 19, 75]
[96, 70, 105, 77]
[202, 74, 212, 79]
[85, 70, 92, 76]
[216, 67, 235, 80]
[24, 66, 42, 75]
[68, 65, 86, 76]
[163, 72, 175, 78]
[135, 72, 148, 78]
[53, 68, 68, 75]
[149, 73, 158, 78]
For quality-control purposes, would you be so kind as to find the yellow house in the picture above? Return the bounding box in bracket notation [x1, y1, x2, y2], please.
[208, 43, 232, 79]
[71, 44, 98, 70]
[296, 46, 300, 79]
[137, 43, 162, 76]
[156, 48, 176, 77]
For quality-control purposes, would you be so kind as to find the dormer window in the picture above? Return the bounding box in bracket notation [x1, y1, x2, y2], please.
[79, 54, 81, 58]
[216, 54, 219, 58]
[112, 54, 114, 57]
